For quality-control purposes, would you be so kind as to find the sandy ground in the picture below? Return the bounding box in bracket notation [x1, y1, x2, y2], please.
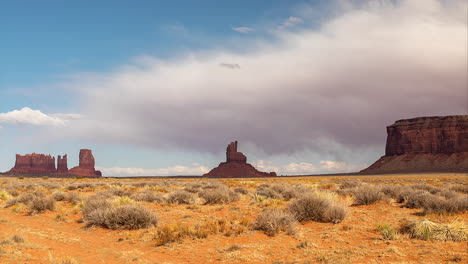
[0, 173, 466, 264]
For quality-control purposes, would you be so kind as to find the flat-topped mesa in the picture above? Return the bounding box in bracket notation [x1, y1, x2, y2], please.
[362, 115, 468, 174]
[385, 115, 468, 156]
[68, 149, 102, 177]
[56, 154, 68, 173]
[204, 141, 276, 178]
[9, 153, 56, 174]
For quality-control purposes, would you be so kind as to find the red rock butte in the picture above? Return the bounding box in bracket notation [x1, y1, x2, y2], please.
[361, 115, 468, 173]
[203, 141, 277, 178]
[69, 149, 102, 177]
[7, 149, 102, 177]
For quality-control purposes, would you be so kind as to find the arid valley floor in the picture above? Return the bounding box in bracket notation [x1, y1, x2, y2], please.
[0, 173, 467, 264]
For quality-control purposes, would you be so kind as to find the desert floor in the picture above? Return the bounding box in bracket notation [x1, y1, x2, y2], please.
[0, 173, 467, 264]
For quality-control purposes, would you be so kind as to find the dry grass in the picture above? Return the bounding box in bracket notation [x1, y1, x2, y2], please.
[85, 204, 158, 230]
[400, 219, 467, 241]
[253, 209, 296, 236]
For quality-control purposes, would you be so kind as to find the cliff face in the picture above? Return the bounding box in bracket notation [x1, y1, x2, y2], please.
[385, 116, 468, 155]
[9, 153, 56, 174]
[204, 141, 276, 178]
[362, 115, 468, 173]
[56, 155, 68, 173]
[68, 149, 102, 177]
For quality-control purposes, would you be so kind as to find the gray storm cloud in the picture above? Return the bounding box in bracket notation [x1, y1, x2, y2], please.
[66, 0, 467, 157]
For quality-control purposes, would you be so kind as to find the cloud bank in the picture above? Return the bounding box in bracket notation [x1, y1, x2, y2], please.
[99, 163, 210, 177]
[0, 107, 83, 127]
[65, 0, 466, 160]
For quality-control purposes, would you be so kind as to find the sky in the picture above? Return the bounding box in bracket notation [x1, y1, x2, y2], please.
[0, 0, 467, 176]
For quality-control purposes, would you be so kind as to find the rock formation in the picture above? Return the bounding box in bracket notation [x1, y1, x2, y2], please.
[361, 115, 468, 173]
[68, 149, 102, 177]
[7, 149, 102, 177]
[8, 153, 56, 174]
[56, 155, 68, 173]
[203, 141, 277, 178]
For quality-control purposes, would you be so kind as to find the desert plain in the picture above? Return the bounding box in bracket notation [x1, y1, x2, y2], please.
[0, 173, 466, 264]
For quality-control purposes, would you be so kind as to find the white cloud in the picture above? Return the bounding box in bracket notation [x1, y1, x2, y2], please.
[53, 0, 466, 160]
[278, 16, 303, 30]
[0, 107, 83, 127]
[98, 163, 210, 176]
[232, 26, 255, 33]
[253, 160, 364, 175]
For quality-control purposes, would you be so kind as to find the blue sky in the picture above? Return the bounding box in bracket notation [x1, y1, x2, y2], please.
[0, 0, 466, 175]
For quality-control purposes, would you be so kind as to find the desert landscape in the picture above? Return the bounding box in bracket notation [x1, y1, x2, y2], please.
[0, 174, 467, 264]
[1, 1, 467, 263]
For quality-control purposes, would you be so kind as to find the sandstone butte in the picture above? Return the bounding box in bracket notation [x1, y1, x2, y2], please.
[203, 141, 277, 178]
[7, 149, 101, 177]
[361, 115, 468, 173]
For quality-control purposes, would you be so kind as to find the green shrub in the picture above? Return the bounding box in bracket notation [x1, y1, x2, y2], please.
[376, 224, 398, 240]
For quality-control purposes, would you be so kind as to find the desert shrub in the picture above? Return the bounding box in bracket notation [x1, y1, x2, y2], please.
[253, 209, 296, 236]
[339, 180, 362, 189]
[65, 192, 82, 204]
[166, 190, 195, 204]
[52, 191, 67, 201]
[411, 183, 440, 194]
[81, 197, 112, 217]
[132, 190, 164, 203]
[422, 195, 468, 214]
[288, 194, 342, 223]
[233, 187, 249, 195]
[352, 185, 384, 205]
[112, 196, 134, 206]
[324, 203, 347, 224]
[376, 224, 398, 240]
[400, 219, 467, 242]
[28, 196, 55, 214]
[0, 190, 11, 201]
[66, 185, 77, 191]
[449, 184, 468, 194]
[199, 188, 240, 204]
[85, 204, 158, 230]
[403, 190, 432, 208]
[108, 188, 131, 197]
[380, 185, 404, 199]
[7, 189, 19, 197]
[11, 234, 24, 243]
[5, 191, 45, 208]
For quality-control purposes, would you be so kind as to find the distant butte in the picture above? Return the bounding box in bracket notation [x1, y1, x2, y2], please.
[69, 149, 102, 177]
[203, 141, 277, 178]
[361, 115, 468, 173]
[7, 149, 102, 177]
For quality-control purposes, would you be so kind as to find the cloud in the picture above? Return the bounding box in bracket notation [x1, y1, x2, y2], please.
[253, 160, 364, 175]
[232, 27, 255, 33]
[57, 0, 466, 161]
[278, 16, 304, 30]
[219, 63, 240, 69]
[0, 107, 83, 127]
[98, 163, 210, 176]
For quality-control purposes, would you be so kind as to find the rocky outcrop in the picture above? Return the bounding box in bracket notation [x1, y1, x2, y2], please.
[9, 153, 56, 174]
[362, 115, 468, 173]
[7, 149, 101, 177]
[56, 155, 68, 173]
[68, 149, 102, 177]
[204, 141, 277, 178]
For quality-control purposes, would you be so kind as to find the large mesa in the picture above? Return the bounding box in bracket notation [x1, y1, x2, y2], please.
[362, 115, 468, 173]
[203, 141, 276, 178]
